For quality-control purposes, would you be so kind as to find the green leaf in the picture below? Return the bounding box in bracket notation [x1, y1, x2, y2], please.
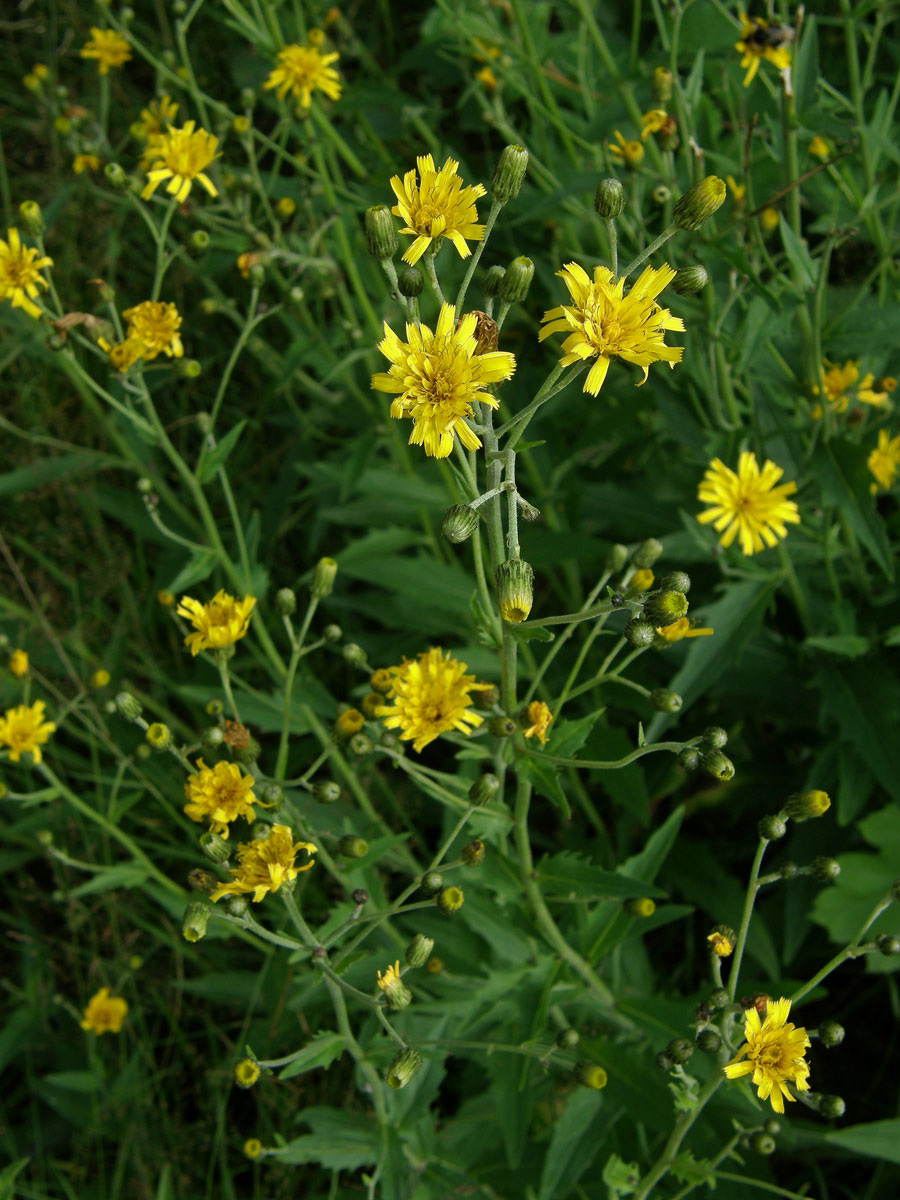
[812, 441, 894, 579]
[515, 755, 570, 819]
[0, 1158, 29, 1200]
[165, 550, 218, 595]
[538, 1089, 616, 1200]
[778, 215, 816, 291]
[274, 1108, 378, 1168]
[792, 14, 819, 119]
[537, 853, 664, 900]
[69, 865, 149, 897]
[195, 420, 246, 484]
[602, 1153, 641, 1196]
[510, 623, 554, 643]
[0, 452, 102, 498]
[803, 635, 870, 658]
[547, 712, 601, 758]
[43, 1070, 103, 1093]
[278, 1032, 345, 1079]
[824, 1119, 900, 1164]
[488, 1054, 533, 1168]
[669, 1151, 715, 1186]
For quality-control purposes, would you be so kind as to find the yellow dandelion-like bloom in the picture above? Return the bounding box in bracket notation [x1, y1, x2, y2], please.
[475, 65, 499, 92]
[372, 302, 516, 458]
[263, 40, 342, 108]
[9, 649, 29, 678]
[234, 1058, 260, 1089]
[724, 996, 810, 1113]
[121, 300, 184, 360]
[815, 358, 859, 415]
[809, 135, 830, 161]
[334, 708, 365, 738]
[80, 28, 132, 75]
[522, 700, 552, 745]
[376, 960, 402, 992]
[141, 121, 219, 204]
[697, 451, 800, 556]
[608, 131, 644, 168]
[73, 154, 101, 174]
[389, 154, 486, 265]
[858, 373, 896, 408]
[735, 15, 792, 87]
[868, 429, 900, 492]
[640, 109, 669, 141]
[0, 700, 56, 764]
[80, 987, 128, 1034]
[90, 668, 111, 688]
[132, 95, 179, 142]
[98, 337, 143, 372]
[0, 227, 53, 320]
[760, 207, 779, 234]
[655, 617, 714, 642]
[243, 1138, 263, 1159]
[707, 930, 734, 957]
[539, 262, 684, 395]
[183, 758, 261, 838]
[725, 173, 746, 204]
[176, 590, 256, 655]
[209, 824, 317, 903]
[629, 569, 655, 594]
[375, 646, 483, 753]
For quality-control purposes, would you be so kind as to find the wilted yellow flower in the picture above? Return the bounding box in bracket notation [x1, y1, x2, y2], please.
[868, 429, 900, 492]
[522, 700, 552, 745]
[9, 650, 28, 678]
[73, 154, 101, 174]
[184, 759, 260, 837]
[539, 262, 684, 395]
[334, 708, 365, 738]
[263, 40, 341, 107]
[858, 373, 896, 408]
[80, 28, 132, 75]
[209, 824, 316, 903]
[0, 700, 56, 764]
[707, 930, 734, 956]
[0, 227, 53, 320]
[809, 135, 830, 161]
[176, 590, 256, 655]
[697, 451, 800, 556]
[640, 109, 668, 140]
[655, 617, 714, 642]
[141, 121, 219, 204]
[735, 14, 792, 87]
[759, 207, 779, 234]
[608, 130, 644, 168]
[389, 154, 486, 265]
[80, 986, 128, 1034]
[372, 303, 515, 458]
[375, 646, 483, 753]
[724, 996, 810, 1113]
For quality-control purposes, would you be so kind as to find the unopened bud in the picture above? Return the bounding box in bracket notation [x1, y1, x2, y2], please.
[818, 1021, 845, 1048]
[487, 715, 517, 737]
[632, 538, 663, 568]
[652, 184, 672, 206]
[337, 836, 368, 858]
[677, 746, 700, 770]
[605, 543, 629, 572]
[469, 773, 500, 805]
[673, 175, 727, 231]
[199, 832, 231, 864]
[655, 1051, 673, 1071]
[482, 265, 506, 297]
[495, 557, 534, 623]
[421, 871, 443, 895]
[700, 749, 735, 781]
[365, 205, 398, 259]
[649, 688, 682, 714]
[104, 162, 127, 189]
[709, 987, 730, 1009]
[701, 726, 728, 749]
[750, 1133, 776, 1156]
[672, 265, 708, 296]
[396, 266, 423, 297]
[437, 885, 464, 914]
[491, 144, 529, 204]
[115, 691, 142, 721]
[573, 1061, 608, 1090]
[651, 67, 673, 103]
[342, 642, 368, 668]
[405, 934, 434, 968]
[666, 1037, 694, 1065]
[658, 570, 691, 594]
[276, 587, 296, 615]
[643, 590, 689, 627]
[779, 861, 799, 880]
[625, 616, 655, 645]
[759, 814, 787, 841]
[348, 732, 374, 757]
[233, 736, 261, 765]
[200, 726, 224, 754]
[182, 899, 212, 942]
[594, 177, 626, 219]
[461, 839, 485, 866]
[386, 1047, 422, 1089]
[323, 623, 342, 643]
[145, 722, 173, 750]
[189, 229, 210, 254]
[498, 256, 534, 303]
[817, 1094, 846, 1119]
[811, 856, 841, 884]
[625, 897, 656, 918]
[696, 1030, 721, 1054]
[225, 895, 250, 918]
[18, 201, 44, 237]
[556, 1028, 579, 1049]
[876, 934, 900, 956]
[783, 790, 831, 821]
[442, 504, 479, 544]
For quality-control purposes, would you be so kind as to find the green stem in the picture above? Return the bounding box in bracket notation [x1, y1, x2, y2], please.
[454, 200, 502, 314]
[523, 741, 687, 771]
[151, 199, 179, 301]
[274, 598, 318, 780]
[790, 897, 891, 1006]
[620, 223, 678, 278]
[727, 837, 769, 1002]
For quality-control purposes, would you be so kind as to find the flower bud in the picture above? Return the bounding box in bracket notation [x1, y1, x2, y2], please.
[377, 962, 412, 1010]
[811, 856, 841, 884]
[606, 543, 629, 572]
[470, 683, 499, 708]
[90, 668, 111, 689]
[573, 1061, 608, 1090]
[495, 557, 534, 623]
[673, 175, 727, 231]
[818, 1021, 845, 1048]
[200, 726, 224, 754]
[365, 205, 398, 259]
[696, 1030, 721, 1054]
[482, 265, 506, 297]
[244, 1137, 262, 1157]
[276, 587, 296, 615]
[188, 868, 218, 894]
[677, 746, 700, 770]
[386, 1047, 422, 1089]
[260, 783, 282, 808]
[349, 732, 374, 757]
[750, 1133, 776, 1155]
[337, 836, 368, 859]
[651, 66, 673, 103]
[783, 790, 831, 821]
[624, 618, 656, 647]
[361, 692, 381, 719]
[491, 144, 528, 204]
[487, 715, 517, 737]
[655, 1051, 673, 1070]
[145, 722, 173, 751]
[469, 773, 500, 806]
[779, 861, 798, 880]
[556, 1028, 579, 1049]
[666, 1037, 694, 1065]
[817, 1094, 846, 1119]
[658, 570, 691, 594]
[709, 987, 729, 1009]
[594, 177, 626, 219]
[199, 832, 231, 864]
[625, 897, 656, 918]
[342, 642, 368, 668]
[178, 359, 201, 379]
[115, 691, 142, 721]
[649, 688, 682, 714]
[642, 590, 689, 628]
[275, 196, 295, 219]
[188, 229, 210, 255]
[461, 839, 485, 866]
[707, 926, 735, 956]
[310, 555, 338, 600]
[632, 538, 663, 569]
[421, 871, 443, 895]
[498, 256, 534, 304]
[405, 933, 434, 968]
[104, 162, 128, 189]
[18, 200, 44, 238]
[759, 814, 787, 841]
[671, 265, 708, 296]
[323, 623, 342, 643]
[234, 1058, 260, 1089]
[182, 899, 212, 942]
[701, 726, 728, 749]
[876, 934, 900, 956]
[233, 735, 261, 765]
[397, 266, 423, 297]
[225, 895, 250, 918]
[652, 184, 672, 207]
[437, 885, 464, 914]
[442, 504, 480, 544]
[700, 749, 735, 781]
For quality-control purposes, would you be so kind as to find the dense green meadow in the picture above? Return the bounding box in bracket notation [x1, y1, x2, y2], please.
[2, 1, 900, 1197]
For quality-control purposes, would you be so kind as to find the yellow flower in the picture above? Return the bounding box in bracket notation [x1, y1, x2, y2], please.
[73, 154, 101, 174]
[640, 109, 668, 140]
[809, 135, 830, 161]
[98, 337, 143, 372]
[697, 451, 800, 556]
[725, 173, 746, 204]
[141, 121, 219, 204]
[0, 700, 56, 764]
[80, 986, 128, 1034]
[157, 589, 175, 606]
[389, 154, 486, 265]
[759, 207, 779, 234]
[522, 700, 552, 745]
[209, 824, 316, 903]
[858, 373, 896, 408]
[0, 227, 53, 320]
[90, 668, 111, 688]
[539, 262, 684, 395]
[707, 930, 734, 956]
[176, 590, 256, 655]
[80, 28, 132, 75]
[184, 759, 260, 837]
[263, 40, 342, 107]
[629, 569, 655, 593]
[372, 303, 516, 458]
[132, 95, 179, 141]
[724, 996, 810, 1113]
[243, 1138, 263, 1159]
[9, 650, 29, 678]
[868, 429, 900, 492]
[234, 1058, 260, 1088]
[475, 65, 499, 92]
[122, 300, 184, 360]
[656, 617, 714, 642]
[608, 131, 644, 168]
[334, 708, 365, 738]
[815, 358, 859, 415]
[370, 668, 393, 693]
[376, 960, 402, 992]
[735, 14, 792, 87]
[375, 646, 483, 753]
[376, 959, 412, 1009]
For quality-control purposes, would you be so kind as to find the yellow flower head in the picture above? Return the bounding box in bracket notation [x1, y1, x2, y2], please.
[0, 700, 56, 764]
[243, 1138, 263, 1159]
[98, 337, 143, 372]
[376, 960, 402, 992]
[184, 758, 260, 838]
[809, 135, 830, 161]
[132, 95, 180, 142]
[707, 930, 734, 957]
[655, 616, 714, 642]
[608, 130, 644, 168]
[539, 262, 684, 395]
[735, 15, 792, 87]
[73, 154, 101, 174]
[334, 708, 365, 738]
[141, 121, 219, 204]
[369, 668, 393, 694]
[90, 668, 111, 688]
[9, 649, 29, 678]
[80, 986, 128, 1034]
[629, 569, 655, 594]
[697, 451, 800, 556]
[234, 1058, 260, 1088]
[816, 358, 859, 415]
[857, 373, 896, 409]
[176, 590, 256, 655]
[80, 28, 132, 75]
[475, 65, 499, 92]
[372, 303, 516, 458]
[522, 700, 552, 745]
[0, 227, 53, 320]
[263, 40, 342, 107]
[120, 300, 184, 361]
[640, 109, 669, 141]
[724, 996, 810, 1113]
[759, 207, 779, 234]
[868, 429, 900, 492]
[375, 646, 483, 753]
[725, 174, 746, 204]
[209, 824, 316, 903]
[389, 154, 486, 265]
